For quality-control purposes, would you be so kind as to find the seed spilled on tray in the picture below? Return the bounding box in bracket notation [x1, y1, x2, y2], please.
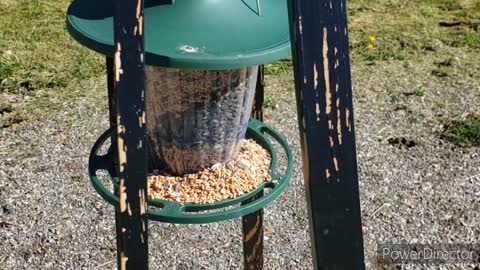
[147, 139, 271, 204]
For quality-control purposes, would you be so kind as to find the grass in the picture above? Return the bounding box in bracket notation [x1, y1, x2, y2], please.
[0, 1, 103, 91]
[443, 116, 480, 146]
[265, 59, 292, 75]
[264, 97, 276, 109]
[424, 0, 463, 11]
[414, 84, 427, 97]
[348, 0, 480, 63]
[0, 0, 103, 126]
[265, 0, 480, 74]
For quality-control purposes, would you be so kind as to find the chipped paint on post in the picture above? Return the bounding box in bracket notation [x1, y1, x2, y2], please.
[346, 108, 352, 132]
[113, 0, 148, 269]
[314, 63, 321, 121]
[298, 16, 303, 34]
[115, 43, 123, 82]
[119, 180, 127, 212]
[287, 0, 365, 269]
[336, 86, 343, 145]
[322, 28, 332, 116]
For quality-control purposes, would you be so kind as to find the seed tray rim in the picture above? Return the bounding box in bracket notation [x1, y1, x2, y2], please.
[88, 119, 293, 224]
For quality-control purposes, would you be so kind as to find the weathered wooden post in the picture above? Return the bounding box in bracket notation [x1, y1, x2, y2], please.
[288, 0, 366, 269]
[113, 0, 148, 268]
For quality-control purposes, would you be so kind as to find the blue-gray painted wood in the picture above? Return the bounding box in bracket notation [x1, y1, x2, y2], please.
[113, 0, 149, 269]
[287, 0, 366, 269]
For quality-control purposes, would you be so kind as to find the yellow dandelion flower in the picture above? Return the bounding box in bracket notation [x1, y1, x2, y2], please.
[368, 36, 377, 43]
[367, 44, 374, 50]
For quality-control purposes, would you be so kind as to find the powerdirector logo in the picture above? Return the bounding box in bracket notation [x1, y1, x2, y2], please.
[377, 243, 480, 265]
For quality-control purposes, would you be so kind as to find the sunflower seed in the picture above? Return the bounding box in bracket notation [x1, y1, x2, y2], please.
[237, 159, 251, 170]
[211, 163, 223, 170]
[174, 183, 181, 192]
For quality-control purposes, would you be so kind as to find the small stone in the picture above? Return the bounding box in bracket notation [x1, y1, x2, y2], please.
[0, 221, 13, 229]
[2, 50, 13, 58]
[0, 205, 9, 216]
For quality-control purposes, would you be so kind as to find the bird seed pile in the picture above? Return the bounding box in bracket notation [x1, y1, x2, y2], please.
[147, 139, 271, 204]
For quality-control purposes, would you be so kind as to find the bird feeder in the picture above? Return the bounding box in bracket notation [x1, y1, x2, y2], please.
[67, 0, 293, 223]
[66, 0, 366, 268]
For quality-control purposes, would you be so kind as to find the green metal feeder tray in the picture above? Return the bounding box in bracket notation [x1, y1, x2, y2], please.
[89, 120, 293, 224]
[67, 0, 291, 70]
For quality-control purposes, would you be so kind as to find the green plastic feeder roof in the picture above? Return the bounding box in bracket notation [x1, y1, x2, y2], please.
[66, 0, 291, 70]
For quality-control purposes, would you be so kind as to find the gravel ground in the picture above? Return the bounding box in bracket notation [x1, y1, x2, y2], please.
[1, 63, 480, 269]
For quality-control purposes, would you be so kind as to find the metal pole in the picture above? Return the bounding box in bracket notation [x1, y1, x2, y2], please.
[113, 0, 148, 269]
[242, 65, 265, 270]
[287, 0, 365, 269]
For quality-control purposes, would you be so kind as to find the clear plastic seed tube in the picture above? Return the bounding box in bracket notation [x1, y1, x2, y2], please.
[146, 66, 259, 175]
